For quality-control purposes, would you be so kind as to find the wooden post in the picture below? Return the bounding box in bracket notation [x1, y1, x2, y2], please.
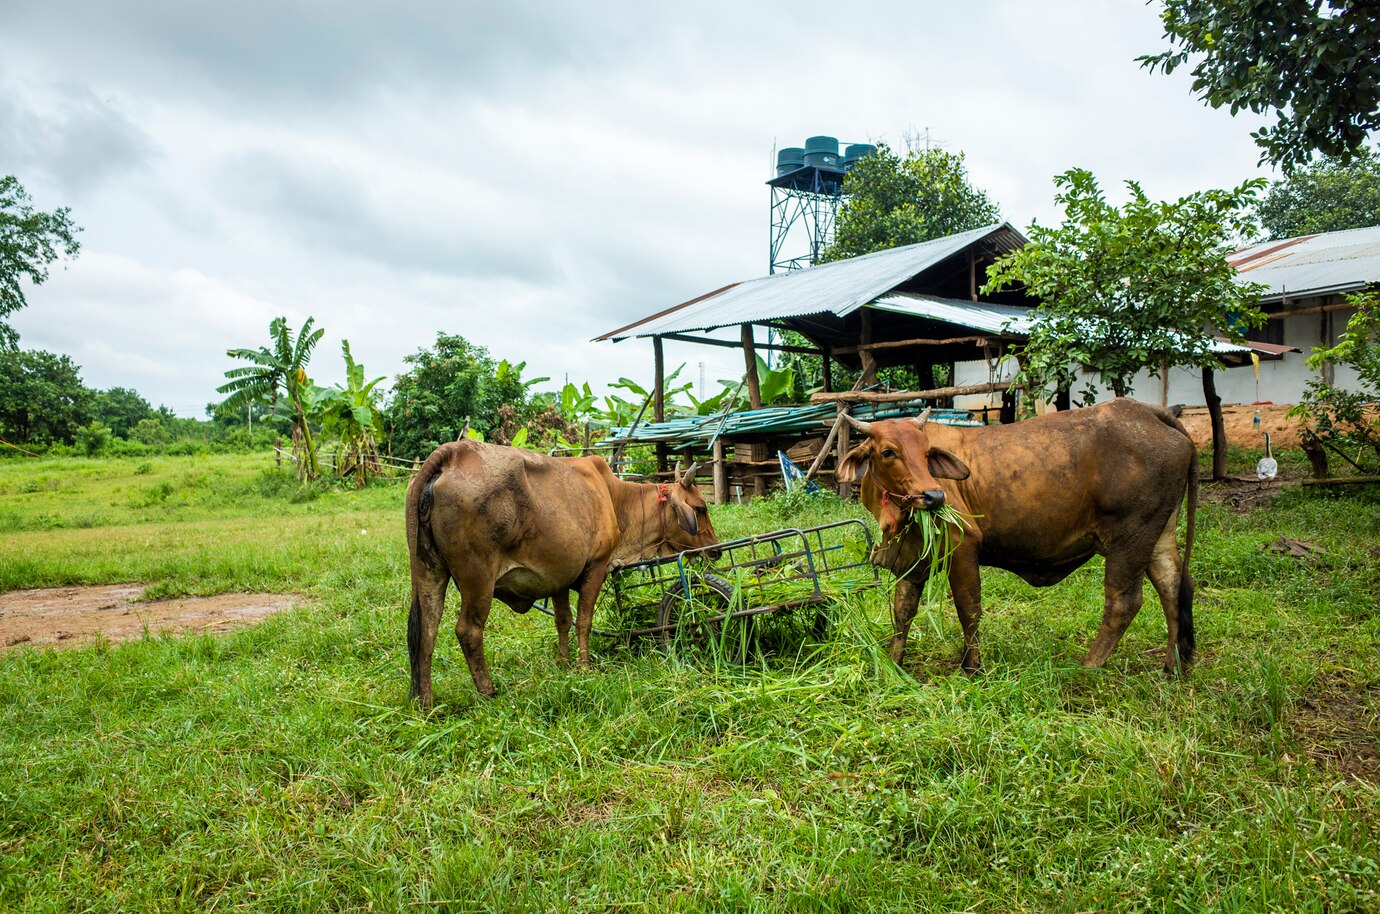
[741, 324, 763, 409]
[652, 335, 665, 423]
[969, 249, 978, 301]
[859, 310, 878, 387]
[836, 403, 852, 498]
[712, 437, 727, 504]
[821, 344, 833, 393]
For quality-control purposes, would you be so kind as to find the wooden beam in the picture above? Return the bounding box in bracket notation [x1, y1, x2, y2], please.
[741, 324, 763, 409]
[836, 403, 851, 498]
[834, 334, 1006, 355]
[1302, 475, 1380, 487]
[1264, 301, 1356, 319]
[821, 344, 833, 393]
[712, 437, 727, 505]
[652, 335, 665, 423]
[656, 332, 823, 355]
[859, 310, 878, 386]
[805, 415, 843, 482]
[811, 380, 1010, 404]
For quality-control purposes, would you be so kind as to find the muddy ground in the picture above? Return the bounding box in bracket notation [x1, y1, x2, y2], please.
[0, 585, 297, 651]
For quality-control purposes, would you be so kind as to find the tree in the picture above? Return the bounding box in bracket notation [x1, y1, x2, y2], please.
[0, 176, 81, 348]
[1254, 146, 1380, 238]
[93, 387, 154, 439]
[1140, 0, 1380, 171]
[1290, 291, 1380, 472]
[307, 340, 387, 485]
[821, 143, 1001, 262]
[218, 316, 325, 479]
[388, 333, 539, 459]
[0, 348, 94, 444]
[983, 169, 1267, 477]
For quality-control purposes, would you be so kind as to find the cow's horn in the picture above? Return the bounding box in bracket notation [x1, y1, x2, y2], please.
[912, 407, 932, 429]
[680, 461, 699, 485]
[842, 412, 873, 435]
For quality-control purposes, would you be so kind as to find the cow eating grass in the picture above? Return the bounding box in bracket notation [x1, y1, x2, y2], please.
[837, 399, 1198, 675]
[406, 441, 719, 705]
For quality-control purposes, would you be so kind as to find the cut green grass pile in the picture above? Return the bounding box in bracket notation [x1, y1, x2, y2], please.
[0, 451, 1377, 912]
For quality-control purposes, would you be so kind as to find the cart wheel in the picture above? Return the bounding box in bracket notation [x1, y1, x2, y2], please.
[656, 573, 754, 664]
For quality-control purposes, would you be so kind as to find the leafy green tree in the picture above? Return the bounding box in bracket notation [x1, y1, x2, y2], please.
[1254, 146, 1380, 238]
[821, 143, 1001, 262]
[307, 340, 388, 485]
[0, 347, 94, 444]
[0, 176, 81, 348]
[1140, 0, 1380, 170]
[93, 386, 154, 439]
[388, 333, 542, 459]
[218, 316, 325, 478]
[1290, 291, 1380, 472]
[75, 421, 112, 456]
[984, 169, 1267, 477]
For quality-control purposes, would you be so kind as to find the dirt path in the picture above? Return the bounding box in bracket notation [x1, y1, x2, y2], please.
[0, 585, 297, 651]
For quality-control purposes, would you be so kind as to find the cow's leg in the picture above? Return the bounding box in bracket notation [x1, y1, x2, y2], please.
[949, 554, 983, 674]
[574, 565, 610, 671]
[455, 581, 497, 698]
[408, 567, 449, 710]
[552, 590, 573, 666]
[1147, 517, 1194, 674]
[889, 578, 922, 664]
[1083, 556, 1146, 668]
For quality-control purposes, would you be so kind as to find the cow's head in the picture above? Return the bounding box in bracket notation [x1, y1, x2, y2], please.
[835, 409, 970, 534]
[659, 462, 721, 557]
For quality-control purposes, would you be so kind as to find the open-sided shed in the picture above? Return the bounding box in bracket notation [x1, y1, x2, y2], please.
[595, 223, 1038, 500]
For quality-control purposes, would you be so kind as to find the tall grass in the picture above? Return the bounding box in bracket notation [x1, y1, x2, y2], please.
[0, 452, 1377, 911]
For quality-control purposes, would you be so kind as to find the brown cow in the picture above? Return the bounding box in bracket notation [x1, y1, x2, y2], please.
[406, 440, 718, 705]
[837, 398, 1197, 674]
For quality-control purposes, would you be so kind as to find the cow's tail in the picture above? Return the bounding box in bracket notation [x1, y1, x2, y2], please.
[1178, 450, 1197, 665]
[405, 443, 456, 699]
[1159, 408, 1197, 666]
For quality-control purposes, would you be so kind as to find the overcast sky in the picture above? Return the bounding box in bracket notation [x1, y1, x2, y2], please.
[0, 1, 1275, 416]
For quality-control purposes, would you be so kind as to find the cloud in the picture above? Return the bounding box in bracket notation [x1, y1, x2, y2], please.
[0, 73, 157, 197]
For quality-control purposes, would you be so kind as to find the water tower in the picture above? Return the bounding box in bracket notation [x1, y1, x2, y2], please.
[768, 137, 875, 273]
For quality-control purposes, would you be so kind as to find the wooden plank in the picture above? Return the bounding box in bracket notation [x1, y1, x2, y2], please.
[741, 324, 763, 409]
[1302, 475, 1380, 487]
[859, 310, 877, 387]
[811, 380, 1010, 404]
[805, 415, 843, 481]
[836, 402, 851, 498]
[657, 332, 823, 355]
[834, 334, 1004, 355]
[712, 437, 727, 505]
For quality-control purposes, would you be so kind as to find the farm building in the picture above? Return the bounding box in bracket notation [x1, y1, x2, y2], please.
[595, 223, 1038, 501]
[990, 223, 1379, 413]
[597, 222, 1379, 501]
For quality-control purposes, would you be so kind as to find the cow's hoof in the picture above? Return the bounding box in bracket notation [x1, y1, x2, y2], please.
[960, 651, 980, 675]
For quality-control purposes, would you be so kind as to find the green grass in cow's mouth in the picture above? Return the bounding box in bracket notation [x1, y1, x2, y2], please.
[898, 502, 972, 600]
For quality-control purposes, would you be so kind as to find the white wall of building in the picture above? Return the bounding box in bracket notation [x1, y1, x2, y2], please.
[953, 301, 1361, 411]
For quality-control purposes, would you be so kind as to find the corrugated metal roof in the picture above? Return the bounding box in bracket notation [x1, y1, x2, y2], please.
[1231, 224, 1380, 302]
[868, 293, 1034, 334]
[596, 223, 1027, 341]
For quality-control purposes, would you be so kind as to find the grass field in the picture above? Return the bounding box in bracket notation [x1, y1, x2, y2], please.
[1, 451, 1377, 912]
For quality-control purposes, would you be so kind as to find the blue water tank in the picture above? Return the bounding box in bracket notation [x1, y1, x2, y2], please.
[803, 135, 839, 168]
[842, 143, 876, 170]
[776, 147, 805, 176]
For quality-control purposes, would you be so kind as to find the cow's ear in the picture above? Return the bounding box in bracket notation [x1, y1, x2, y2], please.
[837, 442, 872, 483]
[672, 497, 699, 535]
[927, 447, 970, 480]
